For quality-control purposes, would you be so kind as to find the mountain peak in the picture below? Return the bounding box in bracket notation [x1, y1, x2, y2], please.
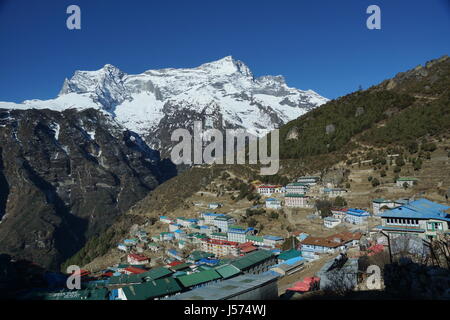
[198, 56, 253, 78]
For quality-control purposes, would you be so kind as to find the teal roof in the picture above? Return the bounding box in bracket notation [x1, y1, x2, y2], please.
[231, 250, 274, 270]
[141, 267, 173, 280]
[285, 193, 306, 198]
[170, 263, 192, 271]
[246, 235, 264, 242]
[177, 269, 221, 288]
[121, 277, 182, 300]
[278, 249, 302, 261]
[214, 264, 241, 279]
[108, 273, 144, 285]
[189, 250, 214, 261]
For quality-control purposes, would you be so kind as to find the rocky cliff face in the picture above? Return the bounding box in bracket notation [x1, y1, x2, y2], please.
[0, 108, 175, 270]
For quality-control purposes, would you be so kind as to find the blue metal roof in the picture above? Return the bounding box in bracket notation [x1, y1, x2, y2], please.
[380, 198, 450, 221]
[346, 208, 370, 216]
[264, 235, 284, 241]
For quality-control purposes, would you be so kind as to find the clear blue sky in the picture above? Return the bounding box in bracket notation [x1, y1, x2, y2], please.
[0, 0, 449, 102]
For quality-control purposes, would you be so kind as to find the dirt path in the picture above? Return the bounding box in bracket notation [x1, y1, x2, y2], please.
[277, 253, 339, 296]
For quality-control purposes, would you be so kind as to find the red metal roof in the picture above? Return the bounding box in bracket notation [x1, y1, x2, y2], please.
[168, 260, 184, 267]
[241, 245, 257, 253]
[202, 238, 239, 246]
[128, 253, 149, 261]
[258, 185, 283, 189]
[124, 266, 147, 274]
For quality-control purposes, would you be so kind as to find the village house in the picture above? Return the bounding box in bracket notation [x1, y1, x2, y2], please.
[187, 250, 215, 264]
[344, 208, 370, 224]
[148, 242, 160, 252]
[396, 177, 419, 187]
[237, 242, 258, 254]
[208, 202, 222, 209]
[123, 238, 138, 247]
[321, 187, 348, 197]
[265, 198, 282, 209]
[127, 253, 150, 265]
[174, 229, 187, 240]
[213, 215, 236, 232]
[117, 243, 128, 252]
[227, 226, 254, 243]
[285, 182, 309, 194]
[323, 217, 341, 228]
[292, 231, 309, 242]
[159, 232, 175, 241]
[256, 184, 284, 196]
[116, 277, 182, 300]
[300, 232, 362, 260]
[296, 176, 320, 186]
[176, 217, 198, 228]
[187, 233, 208, 245]
[230, 250, 277, 275]
[277, 249, 302, 264]
[372, 198, 399, 215]
[168, 223, 182, 232]
[380, 198, 450, 241]
[263, 235, 284, 248]
[135, 231, 148, 243]
[176, 269, 222, 290]
[178, 240, 186, 249]
[200, 238, 240, 257]
[123, 266, 147, 275]
[159, 216, 173, 224]
[331, 208, 348, 220]
[136, 243, 146, 253]
[284, 193, 312, 208]
[210, 232, 228, 241]
[246, 235, 265, 246]
[167, 249, 184, 261]
[201, 212, 225, 225]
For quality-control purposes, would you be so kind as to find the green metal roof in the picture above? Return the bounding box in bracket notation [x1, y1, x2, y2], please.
[170, 263, 192, 271]
[277, 249, 302, 261]
[177, 269, 222, 288]
[189, 250, 214, 261]
[211, 232, 227, 237]
[246, 235, 264, 242]
[141, 267, 173, 280]
[214, 264, 241, 279]
[121, 277, 182, 300]
[285, 193, 306, 198]
[230, 250, 274, 271]
[108, 273, 144, 285]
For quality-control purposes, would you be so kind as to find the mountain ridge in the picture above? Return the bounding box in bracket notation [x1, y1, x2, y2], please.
[0, 56, 328, 155]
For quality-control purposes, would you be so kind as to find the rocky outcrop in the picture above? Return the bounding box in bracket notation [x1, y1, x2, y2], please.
[0, 108, 175, 270]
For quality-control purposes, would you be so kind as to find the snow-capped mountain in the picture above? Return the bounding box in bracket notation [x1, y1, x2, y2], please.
[0, 56, 328, 154]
